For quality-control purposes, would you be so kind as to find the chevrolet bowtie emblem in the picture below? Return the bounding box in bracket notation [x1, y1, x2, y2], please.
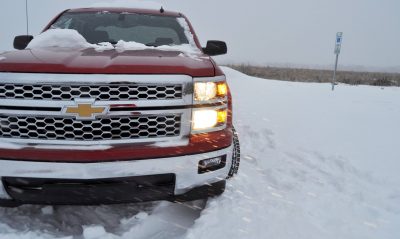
[64, 102, 108, 120]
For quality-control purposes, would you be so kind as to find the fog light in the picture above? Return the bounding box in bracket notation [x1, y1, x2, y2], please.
[198, 156, 227, 174]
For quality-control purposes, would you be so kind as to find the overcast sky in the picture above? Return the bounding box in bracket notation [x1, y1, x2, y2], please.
[0, 0, 399, 70]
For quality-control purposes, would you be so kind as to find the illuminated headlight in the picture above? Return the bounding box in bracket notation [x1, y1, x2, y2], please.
[194, 81, 227, 102]
[192, 108, 227, 131]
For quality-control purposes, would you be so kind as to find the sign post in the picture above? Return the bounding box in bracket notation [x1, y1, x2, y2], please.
[25, 0, 29, 35]
[332, 32, 343, 91]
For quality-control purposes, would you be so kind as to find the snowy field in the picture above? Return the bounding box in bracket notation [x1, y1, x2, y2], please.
[0, 67, 399, 239]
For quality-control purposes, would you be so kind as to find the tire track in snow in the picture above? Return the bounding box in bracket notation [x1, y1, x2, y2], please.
[0, 201, 205, 239]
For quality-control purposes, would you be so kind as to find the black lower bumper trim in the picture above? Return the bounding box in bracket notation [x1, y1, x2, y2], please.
[0, 175, 226, 207]
[2, 174, 175, 205]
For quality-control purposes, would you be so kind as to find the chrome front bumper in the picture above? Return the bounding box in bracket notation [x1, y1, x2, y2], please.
[0, 145, 233, 200]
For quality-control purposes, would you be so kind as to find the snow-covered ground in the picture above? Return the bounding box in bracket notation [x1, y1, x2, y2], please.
[0, 67, 399, 239]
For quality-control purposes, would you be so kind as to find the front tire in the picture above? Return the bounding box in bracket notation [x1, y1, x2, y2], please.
[228, 127, 241, 178]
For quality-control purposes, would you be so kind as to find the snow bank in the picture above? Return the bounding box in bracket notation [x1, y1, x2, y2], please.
[40, 206, 53, 216]
[187, 67, 400, 239]
[83, 225, 107, 239]
[90, 0, 163, 10]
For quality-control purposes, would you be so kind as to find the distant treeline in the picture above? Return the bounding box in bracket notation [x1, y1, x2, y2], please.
[227, 64, 400, 87]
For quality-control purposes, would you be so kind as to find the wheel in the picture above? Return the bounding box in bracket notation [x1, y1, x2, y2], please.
[228, 126, 241, 178]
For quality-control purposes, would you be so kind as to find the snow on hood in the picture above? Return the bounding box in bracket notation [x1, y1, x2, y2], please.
[27, 29, 201, 57]
[27, 29, 94, 49]
[114, 41, 200, 55]
[90, 0, 163, 10]
[0, 56, 6, 61]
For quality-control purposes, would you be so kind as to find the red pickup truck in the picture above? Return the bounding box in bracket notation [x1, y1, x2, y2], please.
[0, 7, 240, 207]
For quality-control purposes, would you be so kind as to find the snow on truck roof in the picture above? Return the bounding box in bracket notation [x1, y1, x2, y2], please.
[67, 0, 181, 17]
[67, 8, 182, 17]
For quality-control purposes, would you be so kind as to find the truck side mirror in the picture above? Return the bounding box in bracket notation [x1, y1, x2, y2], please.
[203, 40, 227, 56]
[14, 35, 34, 50]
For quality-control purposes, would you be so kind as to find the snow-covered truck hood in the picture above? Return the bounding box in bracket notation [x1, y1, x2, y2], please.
[0, 48, 215, 76]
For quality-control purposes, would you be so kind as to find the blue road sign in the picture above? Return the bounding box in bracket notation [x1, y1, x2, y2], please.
[334, 32, 343, 54]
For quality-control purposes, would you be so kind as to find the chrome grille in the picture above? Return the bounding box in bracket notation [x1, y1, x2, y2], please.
[0, 115, 181, 141]
[0, 83, 183, 101]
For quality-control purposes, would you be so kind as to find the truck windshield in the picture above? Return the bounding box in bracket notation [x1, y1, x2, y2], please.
[51, 12, 190, 46]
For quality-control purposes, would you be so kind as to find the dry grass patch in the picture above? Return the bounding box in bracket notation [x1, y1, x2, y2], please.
[227, 64, 400, 87]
